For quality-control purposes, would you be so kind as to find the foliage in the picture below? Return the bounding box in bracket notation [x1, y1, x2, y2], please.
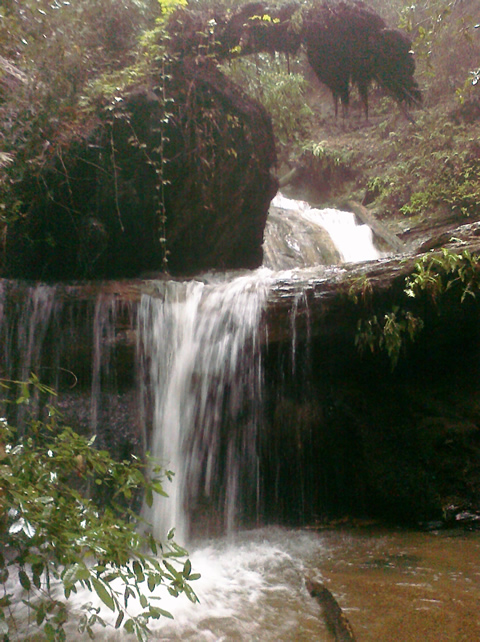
[400, 152, 480, 220]
[221, 55, 313, 145]
[404, 248, 480, 303]
[355, 307, 424, 370]
[396, 0, 480, 101]
[398, 0, 453, 71]
[0, 1, 155, 219]
[299, 141, 355, 191]
[364, 175, 394, 206]
[348, 275, 373, 306]
[0, 0, 188, 272]
[0, 376, 198, 641]
[353, 249, 480, 368]
[362, 103, 480, 221]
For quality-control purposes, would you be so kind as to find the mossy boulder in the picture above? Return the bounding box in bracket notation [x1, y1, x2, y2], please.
[4, 57, 277, 281]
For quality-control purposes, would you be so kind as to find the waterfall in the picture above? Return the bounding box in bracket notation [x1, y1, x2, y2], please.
[137, 271, 272, 542]
[264, 192, 382, 268]
[0, 283, 60, 425]
[2, 201, 478, 642]
[0, 194, 381, 543]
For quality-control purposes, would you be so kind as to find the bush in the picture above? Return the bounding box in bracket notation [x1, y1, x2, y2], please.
[0, 376, 198, 641]
[221, 54, 313, 145]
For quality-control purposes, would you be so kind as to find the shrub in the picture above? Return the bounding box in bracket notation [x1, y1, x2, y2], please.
[221, 55, 313, 145]
[0, 376, 198, 641]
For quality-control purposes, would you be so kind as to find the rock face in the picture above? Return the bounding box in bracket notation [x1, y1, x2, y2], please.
[3, 227, 480, 528]
[261, 227, 480, 525]
[4, 57, 277, 281]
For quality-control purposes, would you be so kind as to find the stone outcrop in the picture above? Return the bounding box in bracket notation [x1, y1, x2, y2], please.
[2, 223, 480, 526]
[4, 57, 277, 281]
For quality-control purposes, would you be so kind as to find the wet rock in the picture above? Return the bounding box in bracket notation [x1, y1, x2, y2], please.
[4, 58, 277, 281]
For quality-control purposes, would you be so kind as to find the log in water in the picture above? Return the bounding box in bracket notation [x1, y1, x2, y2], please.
[305, 576, 357, 641]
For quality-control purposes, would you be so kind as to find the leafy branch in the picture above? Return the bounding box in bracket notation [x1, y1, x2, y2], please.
[353, 249, 480, 368]
[0, 376, 198, 641]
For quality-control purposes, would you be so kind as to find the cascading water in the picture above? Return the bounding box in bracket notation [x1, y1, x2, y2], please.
[137, 271, 272, 543]
[6, 197, 478, 641]
[135, 193, 381, 543]
[264, 192, 382, 269]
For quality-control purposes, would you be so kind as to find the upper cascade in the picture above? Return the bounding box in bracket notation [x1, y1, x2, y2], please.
[263, 192, 382, 270]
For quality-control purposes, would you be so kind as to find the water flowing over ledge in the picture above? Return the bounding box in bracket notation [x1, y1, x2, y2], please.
[265, 193, 383, 269]
[3, 206, 480, 640]
[0, 196, 388, 542]
[138, 272, 272, 541]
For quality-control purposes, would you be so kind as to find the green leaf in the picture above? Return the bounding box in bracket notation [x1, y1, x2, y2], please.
[184, 584, 199, 603]
[145, 486, 153, 508]
[19, 569, 31, 591]
[163, 561, 180, 579]
[124, 585, 135, 607]
[151, 480, 168, 496]
[133, 560, 145, 582]
[36, 604, 46, 626]
[44, 622, 56, 641]
[147, 574, 157, 592]
[62, 563, 80, 587]
[148, 534, 158, 556]
[91, 577, 115, 612]
[76, 566, 91, 582]
[124, 618, 135, 634]
[0, 595, 12, 608]
[183, 559, 191, 578]
[115, 611, 124, 629]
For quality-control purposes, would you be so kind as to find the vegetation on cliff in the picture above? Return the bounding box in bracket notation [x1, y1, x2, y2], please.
[1, 1, 479, 271]
[215, 1, 480, 241]
[0, 0, 278, 280]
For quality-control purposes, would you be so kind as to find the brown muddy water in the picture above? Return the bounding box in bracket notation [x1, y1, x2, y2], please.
[311, 526, 480, 641]
[60, 524, 479, 641]
[7, 525, 480, 641]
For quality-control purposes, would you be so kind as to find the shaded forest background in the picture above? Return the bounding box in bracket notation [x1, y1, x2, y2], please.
[0, 0, 480, 264]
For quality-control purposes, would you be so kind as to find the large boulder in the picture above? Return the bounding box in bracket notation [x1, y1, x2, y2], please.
[4, 57, 277, 281]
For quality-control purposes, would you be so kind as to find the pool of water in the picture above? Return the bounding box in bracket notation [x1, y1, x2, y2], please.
[83, 524, 480, 641]
[7, 524, 480, 640]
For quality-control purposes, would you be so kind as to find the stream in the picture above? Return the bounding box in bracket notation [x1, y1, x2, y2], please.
[64, 525, 480, 640]
[141, 524, 480, 641]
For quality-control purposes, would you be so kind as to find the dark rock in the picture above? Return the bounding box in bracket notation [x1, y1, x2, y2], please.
[305, 576, 357, 641]
[4, 58, 277, 281]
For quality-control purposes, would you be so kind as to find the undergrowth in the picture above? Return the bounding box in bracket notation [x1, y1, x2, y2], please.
[353, 249, 480, 368]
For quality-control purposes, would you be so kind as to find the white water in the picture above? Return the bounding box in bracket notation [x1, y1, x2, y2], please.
[265, 193, 382, 267]
[41, 527, 325, 640]
[138, 270, 272, 543]
[137, 194, 381, 544]
[114, 197, 383, 636]
[10, 525, 480, 641]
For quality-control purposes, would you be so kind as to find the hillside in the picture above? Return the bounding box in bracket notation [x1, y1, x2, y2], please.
[247, 0, 480, 254]
[1, 0, 479, 269]
[276, 80, 480, 252]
